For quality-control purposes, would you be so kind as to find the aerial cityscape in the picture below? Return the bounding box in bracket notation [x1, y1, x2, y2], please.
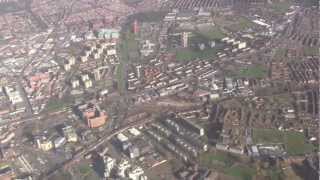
[0, 0, 318, 179]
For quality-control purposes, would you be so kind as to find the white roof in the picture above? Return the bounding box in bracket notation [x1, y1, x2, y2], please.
[129, 128, 141, 136]
[117, 133, 128, 142]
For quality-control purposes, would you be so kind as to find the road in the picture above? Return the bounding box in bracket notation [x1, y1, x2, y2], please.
[44, 117, 154, 178]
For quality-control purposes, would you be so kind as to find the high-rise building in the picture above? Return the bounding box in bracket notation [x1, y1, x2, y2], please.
[103, 156, 115, 178]
[133, 20, 139, 35]
[182, 32, 189, 48]
[79, 103, 108, 128]
[62, 126, 78, 142]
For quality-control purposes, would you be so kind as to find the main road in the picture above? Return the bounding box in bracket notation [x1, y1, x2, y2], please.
[43, 116, 154, 178]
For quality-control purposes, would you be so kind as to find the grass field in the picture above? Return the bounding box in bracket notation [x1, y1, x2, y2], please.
[176, 48, 218, 61]
[117, 29, 139, 92]
[228, 17, 255, 32]
[0, 2, 21, 15]
[303, 46, 319, 56]
[269, 0, 293, 14]
[237, 66, 268, 78]
[225, 165, 256, 180]
[252, 129, 316, 156]
[196, 26, 226, 40]
[48, 170, 72, 180]
[199, 151, 239, 168]
[119, 31, 139, 62]
[128, 11, 167, 22]
[115, 63, 126, 92]
[73, 164, 100, 180]
[274, 48, 288, 58]
[45, 95, 74, 112]
[200, 151, 256, 180]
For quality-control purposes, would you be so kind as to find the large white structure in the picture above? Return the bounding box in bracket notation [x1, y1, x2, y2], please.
[127, 166, 147, 180]
[117, 159, 131, 178]
[4, 86, 23, 104]
[104, 156, 116, 178]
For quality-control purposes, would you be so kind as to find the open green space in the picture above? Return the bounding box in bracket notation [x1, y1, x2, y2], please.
[44, 95, 74, 112]
[225, 165, 256, 180]
[115, 63, 126, 93]
[274, 48, 288, 58]
[124, 0, 143, 5]
[73, 163, 100, 180]
[79, 164, 92, 175]
[119, 30, 139, 62]
[175, 48, 218, 61]
[301, 0, 318, 7]
[227, 17, 255, 32]
[236, 66, 268, 79]
[126, 11, 167, 23]
[117, 27, 139, 92]
[303, 46, 319, 56]
[200, 151, 256, 180]
[48, 170, 72, 180]
[196, 26, 226, 40]
[199, 151, 239, 168]
[0, 2, 22, 15]
[252, 128, 316, 156]
[269, 0, 293, 14]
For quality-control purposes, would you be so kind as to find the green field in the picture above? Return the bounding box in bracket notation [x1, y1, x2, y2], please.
[274, 48, 288, 58]
[73, 164, 100, 180]
[48, 170, 72, 180]
[303, 46, 319, 56]
[199, 151, 239, 168]
[197, 26, 226, 40]
[237, 66, 268, 78]
[115, 63, 126, 93]
[117, 29, 139, 92]
[119, 31, 139, 62]
[225, 165, 256, 180]
[228, 17, 255, 32]
[127, 11, 167, 23]
[269, 0, 293, 14]
[200, 151, 256, 180]
[302, 0, 318, 7]
[175, 48, 218, 61]
[0, 2, 22, 15]
[45, 95, 74, 112]
[252, 129, 316, 156]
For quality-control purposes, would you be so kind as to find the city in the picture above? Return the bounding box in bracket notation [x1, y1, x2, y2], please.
[0, 0, 318, 180]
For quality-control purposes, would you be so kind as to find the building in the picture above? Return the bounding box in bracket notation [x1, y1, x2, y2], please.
[71, 78, 80, 89]
[0, 165, 14, 179]
[83, 79, 93, 89]
[79, 103, 107, 128]
[127, 166, 147, 180]
[98, 28, 120, 40]
[64, 62, 71, 71]
[179, 118, 205, 137]
[4, 86, 23, 104]
[182, 32, 189, 48]
[53, 137, 66, 148]
[128, 145, 140, 159]
[133, 19, 139, 34]
[238, 42, 247, 49]
[103, 156, 116, 178]
[81, 74, 93, 89]
[62, 125, 78, 142]
[117, 159, 131, 178]
[35, 136, 53, 151]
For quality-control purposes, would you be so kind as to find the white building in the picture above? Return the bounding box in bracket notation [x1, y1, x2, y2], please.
[4, 86, 23, 104]
[127, 166, 147, 180]
[104, 156, 116, 178]
[53, 137, 66, 148]
[117, 159, 131, 178]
